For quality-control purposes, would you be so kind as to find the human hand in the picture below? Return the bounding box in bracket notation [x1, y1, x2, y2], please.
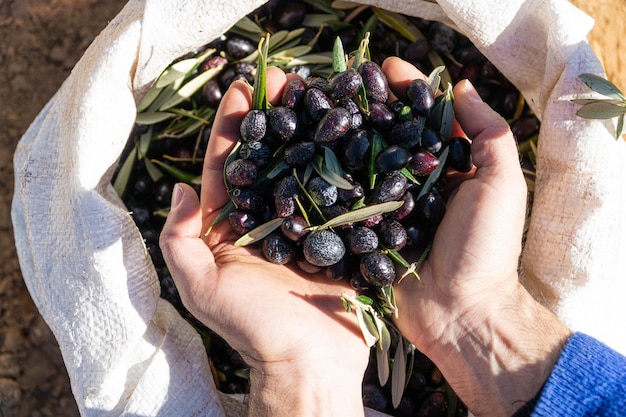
[382, 57, 571, 416]
[159, 67, 369, 417]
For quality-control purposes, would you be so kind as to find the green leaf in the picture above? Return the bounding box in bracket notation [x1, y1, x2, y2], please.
[302, 0, 346, 16]
[576, 101, 626, 119]
[159, 66, 224, 110]
[440, 85, 455, 139]
[137, 84, 164, 113]
[150, 159, 201, 184]
[356, 295, 374, 305]
[302, 13, 340, 27]
[616, 114, 625, 140]
[270, 45, 313, 59]
[428, 50, 452, 88]
[138, 126, 153, 159]
[579, 73, 626, 101]
[234, 217, 284, 247]
[143, 157, 163, 182]
[330, 0, 361, 9]
[391, 339, 406, 408]
[134, 111, 174, 125]
[400, 167, 420, 184]
[369, 133, 385, 189]
[358, 13, 378, 44]
[234, 16, 264, 35]
[417, 146, 449, 200]
[206, 200, 235, 235]
[113, 143, 138, 197]
[427, 66, 446, 93]
[332, 37, 347, 73]
[355, 308, 380, 347]
[253, 33, 270, 111]
[373, 7, 423, 43]
[376, 340, 390, 386]
[310, 156, 353, 190]
[284, 53, 333, 68]
[324, 146, 343, 176]
[156, 58, 197, 88]
[315, 201, 403, 230]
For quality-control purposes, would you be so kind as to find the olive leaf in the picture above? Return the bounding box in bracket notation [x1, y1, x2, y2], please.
[310, 155, 353, 190]
[391, 337, 406, 409]
[575, 101, 626, 119]
[579, 73, 626, 101]
[369, 132, 385, 189]
[372, 7, 423, 43]
[234, 217, 284, 247]
[303, 0, 346, 17]
[427, 66, 446, 93]
[428, 50, 453, 88]
[417, 146, 449, 200]
[252, 33, 271, 111]
[314, 201, 403, 230]
[332, 36, 348, 74]
[134, 111, 175, 125]
[143, 158, 163, 183]
[205, 200, 235, 236]
[376, 340, 390, 386]
[158, 66, 225, 110]
[323, 146, 344, 176]
[150, 159, 202, 185]
[113, 143, 138, 197]
[283, 53, 334, 68]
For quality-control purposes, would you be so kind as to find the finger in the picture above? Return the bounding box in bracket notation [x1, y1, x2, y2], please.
[201, 68, 288, 218]
[381, 56, 427, 101]
[160, 183, 218, 302]
[452, 80, 522, 178]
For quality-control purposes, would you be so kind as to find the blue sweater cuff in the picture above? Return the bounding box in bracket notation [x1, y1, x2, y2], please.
[525, 332, 626, 416]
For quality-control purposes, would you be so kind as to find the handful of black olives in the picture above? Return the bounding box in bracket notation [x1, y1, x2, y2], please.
[222, 40, 472, 296]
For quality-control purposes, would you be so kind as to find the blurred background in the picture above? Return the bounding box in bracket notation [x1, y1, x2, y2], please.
[0, 0, 623, 415]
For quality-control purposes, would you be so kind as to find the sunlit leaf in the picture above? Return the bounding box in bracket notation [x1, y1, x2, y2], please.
[113, 143, 138, 197]
[234, 217, 284, 247]
[576, 101, 626, 119]
[137, 84, 164, 113]
[376, 342, 390, 386]
[579, 73, 626, 101]
[271, 45, 313, 59]
[391, 340, 407, 409]
[310, 157, 353, 190]
[253, 34, 270, 111]
[427, 66, 445, 93]
[616, 114, 625, 140]
[315, 201, 403, 230]
[159, 66, 224, 110]
[234, 16, 264, 35]
[144, 157, 163, 182]
[284, 53, 333, 68]
[206, 200, 235, 236]
[330, 0, 361, 9]
[135, 111, 174, 125]
[355, 308, 379, 347]
[324, 147, 343, 176]
[156, 58, 197, 88]
[440, 84, 455, 139]
[332, 36, 348, 73]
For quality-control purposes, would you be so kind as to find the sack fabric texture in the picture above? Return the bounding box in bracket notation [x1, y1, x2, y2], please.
[12, 0, 626, 415]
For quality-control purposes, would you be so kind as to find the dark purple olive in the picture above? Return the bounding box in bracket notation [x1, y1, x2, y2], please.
[370, 170, 408, 204]
[388, 191, 415, 221]
[295, 256, 322, 274]
[228, 211, 258, 235]
[262, 233, 295, 264]
[201, 79, 223, 107]
[407, 79, 435, 117]
[325, 256, 353, 281]
[307, 177, 338, 207]
[362, 383, 390, 411]
[328, 69, 363, 102]
[360, 251, 395, 287]
[388, 120, 422, 149]
[284, 141, 316, 166]
[428, 22, 457, 54]
[343, 99, 363, 130]
[200, 55, 228, 72]
[274, 196, 296, 218]
[414, 191, 446, 226]
[420, 127, 443, 154]
[350, 271, 370, 291]
[416, 391, 447, 417]
[225, 159, 257, 186]
[375, 145, 411, 173]
[364, 213, 384, 228]
[358, 61, 388, 103]
[304, 87, 334, 122]
[313, 107, 352, 144]
[226, 36, 256, 60]
[378, 219, 407, 251]
[408, 150, 440, 176]
[511, 115, 540, 142]
[230, 188, 266, 212]
[303, 230, 346, 267]
[343, 129, 370, 172]
[368, 101, 395, 131]
[240, 109, 267, 142]
[273, 176, 299, 217]
[403, 39, 430, 63]
[281, 78, 307, 109]
[269, 106, 298, 142]
[238, 140, 272, 168]
[346, 226, 379, 254]
[281, 215, 309, 241]
[405, 225, 434, 252]
[276, 2, 307, 29]
[305, 76, 330, 92]
[447, 137, 473, 172]
[338, 181, 364, 203]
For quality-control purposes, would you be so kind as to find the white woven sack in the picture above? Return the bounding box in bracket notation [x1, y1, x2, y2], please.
[11, 0, 626, 416]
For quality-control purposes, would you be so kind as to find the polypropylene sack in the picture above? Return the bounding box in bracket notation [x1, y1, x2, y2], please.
[12, 0, 626, 415]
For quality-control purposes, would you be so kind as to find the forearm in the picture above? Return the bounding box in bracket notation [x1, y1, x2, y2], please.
[248, 365, 366, 417]
[426, 283, 571, 416]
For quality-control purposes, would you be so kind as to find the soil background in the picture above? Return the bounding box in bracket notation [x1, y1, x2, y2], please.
[0, 1, 624, 416]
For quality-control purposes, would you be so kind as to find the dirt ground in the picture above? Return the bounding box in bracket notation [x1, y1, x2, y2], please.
[0, 1, 624, 416]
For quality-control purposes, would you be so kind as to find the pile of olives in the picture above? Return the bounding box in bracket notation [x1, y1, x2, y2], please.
[116, 1, 540, 414]
[223, 57, 471, 293]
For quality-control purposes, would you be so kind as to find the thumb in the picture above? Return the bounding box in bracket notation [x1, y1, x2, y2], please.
[159, 183, 217, 304]
[453, 80, 521, 179]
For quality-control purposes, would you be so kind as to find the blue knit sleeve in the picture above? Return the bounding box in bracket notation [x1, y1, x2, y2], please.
[516, 332, 626, 416]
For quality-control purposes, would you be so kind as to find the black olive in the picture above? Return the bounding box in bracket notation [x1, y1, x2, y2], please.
[281, 78, 307, 109]
[378, 219, 408, 251]
[269, 106, 298, 142]
[414, 191, 446, 226]
[408, 150, 440, 176]
[225, 159, 257, 187]
[328, 69, 363, 102]
[307, 177, 338, 207]
[284, 141, 316, 166]
[313, 107, 352, 144]
[388, 120, 422, 149]
[360, 252, 395, 287]
[420, 127, 443, 154]
[228, 211, 259, 235]
[304, 87, 334, 122]
[239, 109, 267, 142]
[375, 144, 411, 173]
[358, 61, 388, 103]
[346, 226, 379, 254]
[447, 137, 473, 172]
[343, 129, 371, 172]
[370, 170, 408, 204]
[303, 230, 346, 267]
[281, 215, 309, 241]
[262, 233, 295, 264]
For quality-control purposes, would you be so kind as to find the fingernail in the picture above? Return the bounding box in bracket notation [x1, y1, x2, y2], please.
[171, 183, 184, 209]
[463, 80, 482, 102]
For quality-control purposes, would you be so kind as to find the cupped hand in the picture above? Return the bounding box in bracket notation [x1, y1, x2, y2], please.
[381, 57, 528, 355]
[159, 67, 369, 415]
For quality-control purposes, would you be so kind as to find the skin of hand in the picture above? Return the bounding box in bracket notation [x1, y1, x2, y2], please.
[382, 57, 572, 416]
[159, 67, 370, 417]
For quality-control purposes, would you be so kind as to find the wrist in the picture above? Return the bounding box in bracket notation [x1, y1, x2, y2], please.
[427, 283, 571, 416]
[247, 360, 366, 417]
